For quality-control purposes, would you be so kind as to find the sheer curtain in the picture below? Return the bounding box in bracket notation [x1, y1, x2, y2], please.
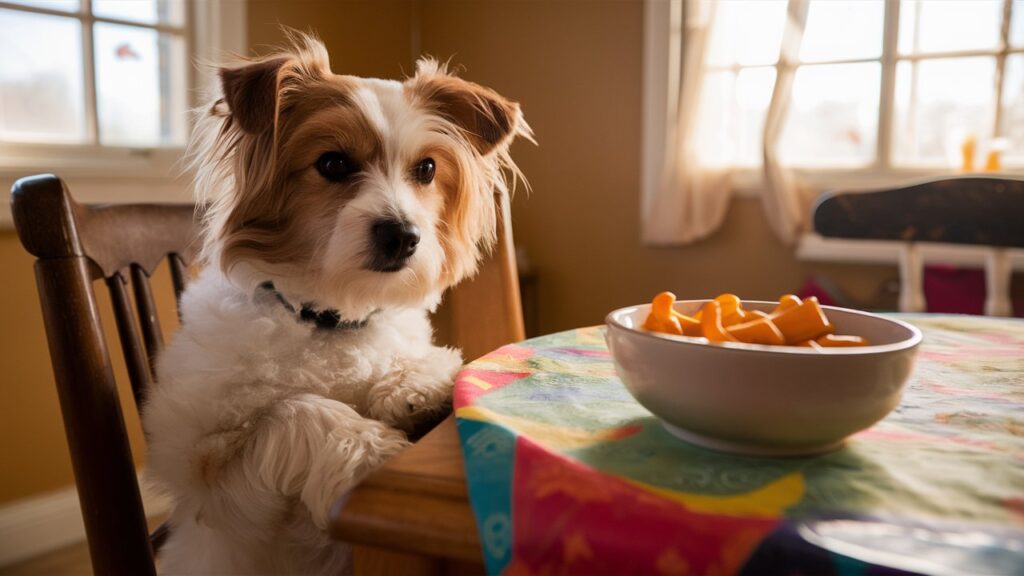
[642, 0, 733, 245]
[642, 0, 812, 246]
[761, 0, 813, 244]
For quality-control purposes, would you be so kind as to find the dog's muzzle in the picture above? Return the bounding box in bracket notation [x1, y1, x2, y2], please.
[368, 218, 420, 272]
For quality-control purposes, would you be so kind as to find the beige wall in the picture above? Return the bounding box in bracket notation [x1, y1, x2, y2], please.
[0, 0, 897, 506]
[248, 0, 416, 76]
[0, 232, 71, 503]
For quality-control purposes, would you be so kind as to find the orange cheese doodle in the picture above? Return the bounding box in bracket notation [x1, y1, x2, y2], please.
[726, 316, 785, 346]
[672, 309, 703, 336]
[643, 291, 684, 335]
[768, 296, 834, 345]
[773, 294, 802, 314]
[699, 300, 738, 343]
[642, 292, 869, 348]
[713, 293, 747, 327]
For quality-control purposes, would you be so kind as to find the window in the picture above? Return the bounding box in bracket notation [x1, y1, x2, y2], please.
[0, 0, 243, 227]
[0, 0, 189, 151]
[697, 0, 1024, 173]
[0, 0, 242, 223]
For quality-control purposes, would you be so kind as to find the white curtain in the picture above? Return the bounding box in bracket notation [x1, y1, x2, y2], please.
[643, 0, 813, 246]
[761, 0, 814, 245]
[642, 0, 733, 245]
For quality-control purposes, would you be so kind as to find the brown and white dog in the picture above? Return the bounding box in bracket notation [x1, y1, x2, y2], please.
[143, 33, 530, 575]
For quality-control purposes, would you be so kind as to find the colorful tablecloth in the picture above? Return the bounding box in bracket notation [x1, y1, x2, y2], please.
[453, 315, 1024, 575]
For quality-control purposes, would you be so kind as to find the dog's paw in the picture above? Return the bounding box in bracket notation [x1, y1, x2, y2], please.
[367, 377, 453, 433]
[367, 346, 461, 433]
[304, 421, 410, 530]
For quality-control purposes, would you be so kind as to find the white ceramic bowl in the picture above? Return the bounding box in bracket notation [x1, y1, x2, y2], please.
[605, 300, 922, 456]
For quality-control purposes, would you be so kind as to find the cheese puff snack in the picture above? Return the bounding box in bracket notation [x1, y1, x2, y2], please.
[643, 293, 869, 348]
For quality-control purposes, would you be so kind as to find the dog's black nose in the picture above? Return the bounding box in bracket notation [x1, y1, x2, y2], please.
[370, 219, 420, 271]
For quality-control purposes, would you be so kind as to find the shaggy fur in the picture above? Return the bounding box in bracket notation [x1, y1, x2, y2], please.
[144, 33, 530, 575]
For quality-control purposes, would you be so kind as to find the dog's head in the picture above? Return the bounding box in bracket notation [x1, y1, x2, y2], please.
[192, 34, 531, 318]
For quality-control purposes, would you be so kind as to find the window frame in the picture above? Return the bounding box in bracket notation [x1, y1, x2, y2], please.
[642, 0, 1024, 202]
[0, 0, 244, 179]
[0, 0, 245, 227]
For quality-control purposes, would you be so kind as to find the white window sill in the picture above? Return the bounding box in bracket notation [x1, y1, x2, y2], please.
[0, 145, 193, 230]
[797, 233, 1024, 271]
[0, 144, 187, 180]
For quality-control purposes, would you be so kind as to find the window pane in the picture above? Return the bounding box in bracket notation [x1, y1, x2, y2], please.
[1000, 55, 1024, 163]
[707, 1, 787, 67]
[93, 0, 185, 26]
[0, 9, 86, 143]
[2, 0, 79, 12]
[695, 71, 735, 167]
[893, 58, 996, 167]
[780, 63, 880, 167]
[801, 0, 884, 62]
[1011, 0, 1024, 47]
[898, 0, 1002, 55]
[94, 23, 187, 147]
[696, 67, 776, 168]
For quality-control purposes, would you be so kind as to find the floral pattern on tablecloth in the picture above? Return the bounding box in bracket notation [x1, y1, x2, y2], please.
[454, 316, 1024, 575]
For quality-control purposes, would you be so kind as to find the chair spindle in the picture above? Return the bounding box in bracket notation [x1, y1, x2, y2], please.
[169, 253, 189, 319]
[130, 264, 164, 376]
[106, 272, 154, 407]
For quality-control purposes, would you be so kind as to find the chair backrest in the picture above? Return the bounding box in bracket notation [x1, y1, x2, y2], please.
[12, 174, 198, 576]
[11, 173, 524, 575]
[813, 176, 1024, 315]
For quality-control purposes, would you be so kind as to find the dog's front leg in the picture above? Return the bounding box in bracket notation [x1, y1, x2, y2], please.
[241, 394, 410, 530]
[366, 345, 463, 434]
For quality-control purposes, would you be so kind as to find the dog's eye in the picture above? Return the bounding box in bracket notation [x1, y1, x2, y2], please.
[316, 152, 358, 182]
[413, 158, 435, 185]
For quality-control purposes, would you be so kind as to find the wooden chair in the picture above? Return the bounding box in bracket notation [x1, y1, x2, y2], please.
[11, 173, 524, 575]
[11, 174, 197, 576]
[813, 176, 1024, 316]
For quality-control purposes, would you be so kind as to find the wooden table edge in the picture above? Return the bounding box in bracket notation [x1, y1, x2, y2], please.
[329, 416, 484, 566]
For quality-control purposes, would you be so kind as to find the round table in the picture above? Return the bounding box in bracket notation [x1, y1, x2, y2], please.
[453, 315, 1024, 575]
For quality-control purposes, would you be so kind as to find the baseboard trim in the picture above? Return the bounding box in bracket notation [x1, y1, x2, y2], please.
[0, 475, 172, 568]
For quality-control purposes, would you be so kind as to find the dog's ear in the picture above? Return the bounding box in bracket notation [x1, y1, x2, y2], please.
[219, 57, 291, 135]
[410, 60, 523, 156]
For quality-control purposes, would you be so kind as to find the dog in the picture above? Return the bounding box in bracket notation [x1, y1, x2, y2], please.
[143, 33, 531, 575]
